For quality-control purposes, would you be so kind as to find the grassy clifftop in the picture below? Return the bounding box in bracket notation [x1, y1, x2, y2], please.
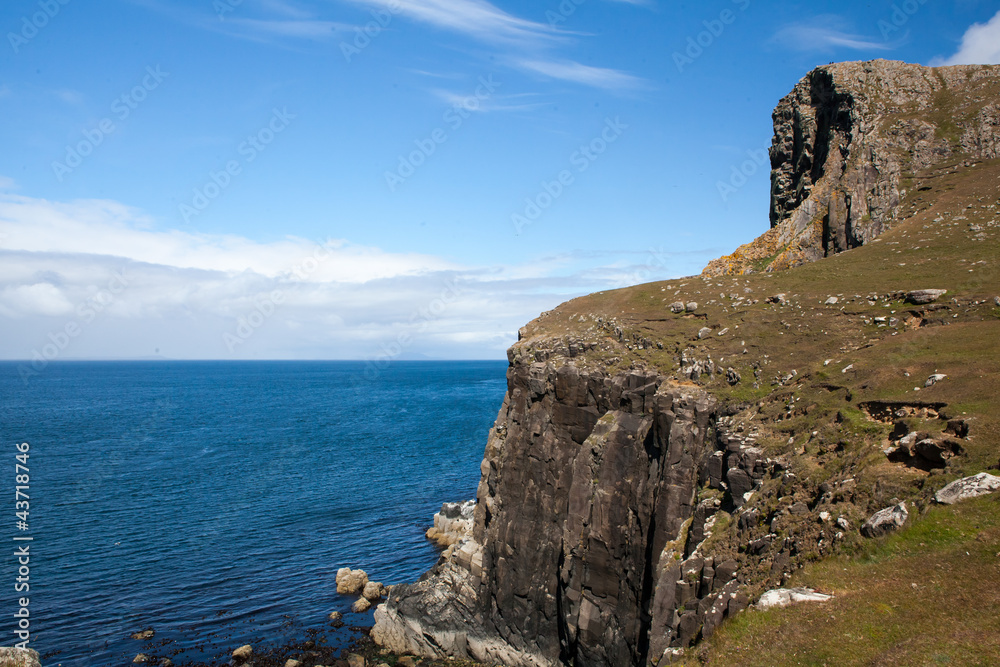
[513, 152, 999, 663]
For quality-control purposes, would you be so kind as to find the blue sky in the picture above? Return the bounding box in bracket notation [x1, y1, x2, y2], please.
[1, 0, 998, 362]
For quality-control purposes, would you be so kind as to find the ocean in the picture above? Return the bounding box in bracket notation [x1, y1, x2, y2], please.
[0, 360, 508, 666]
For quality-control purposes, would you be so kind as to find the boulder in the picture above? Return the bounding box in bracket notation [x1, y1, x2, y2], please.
[756, 587, 832, 609]
[934, 473, 1000, 505]
[336, 568, 369, 595]
[232, 644, 253, 664]
[906, 289, 947, 304]
[685, 301, 698, 312]
[363, 581, 387, 601]
[0, 648, 41, 667]
[133, 655, 149, 664]
[861, 502, 908, 538]
[328, 610, 343, 622]
[924, 373, 947, 387]
[698, 327, 712, 339]
[824, 296, 838, 305]
[670, 301, 685, 313]
[284, 661, 301, 667]
[352, 597, 372, 613]
[347, 654, 366, 667]
[913, 437, 963, 466]
[131, 629, 155, 640]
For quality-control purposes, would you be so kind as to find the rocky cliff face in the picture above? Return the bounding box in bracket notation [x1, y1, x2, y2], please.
[704, 59, 1000, 275]
[374, 338, 779, 666]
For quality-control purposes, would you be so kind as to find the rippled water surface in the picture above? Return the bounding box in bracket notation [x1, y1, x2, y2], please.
[0, 360, 508, 666]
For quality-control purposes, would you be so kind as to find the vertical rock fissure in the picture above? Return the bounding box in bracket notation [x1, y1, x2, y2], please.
[636, 426, 662, 667]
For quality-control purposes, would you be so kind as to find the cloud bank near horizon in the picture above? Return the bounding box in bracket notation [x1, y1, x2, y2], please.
[0, 191, 699, 364]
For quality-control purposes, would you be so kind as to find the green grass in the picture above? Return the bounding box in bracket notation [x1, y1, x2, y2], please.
[691, 493, 1000, 666]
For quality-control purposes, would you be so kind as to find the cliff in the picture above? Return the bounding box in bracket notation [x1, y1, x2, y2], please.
[373, 60, 1000, 666]
[704, 59, 1000, 275]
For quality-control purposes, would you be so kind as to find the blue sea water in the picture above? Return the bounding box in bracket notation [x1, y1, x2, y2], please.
[0, 360, 508, 666]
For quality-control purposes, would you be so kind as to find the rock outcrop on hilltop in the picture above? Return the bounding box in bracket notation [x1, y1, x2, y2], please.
[704, 60, 1000, 275]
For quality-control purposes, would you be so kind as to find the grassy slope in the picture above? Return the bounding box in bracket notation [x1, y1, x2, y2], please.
[518, 158, 1000, 664]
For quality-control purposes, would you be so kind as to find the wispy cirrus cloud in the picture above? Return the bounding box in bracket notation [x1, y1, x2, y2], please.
[340, 0, 562, 45]
[431, 89, 547, 113]
[933, 9, 1000, 65]
[772, 16, 892, 53]
[340, 0, 645, 92]
[514, 59, 646, 91]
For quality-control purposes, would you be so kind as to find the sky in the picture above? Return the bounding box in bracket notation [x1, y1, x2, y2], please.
[1, 0, 998, 362]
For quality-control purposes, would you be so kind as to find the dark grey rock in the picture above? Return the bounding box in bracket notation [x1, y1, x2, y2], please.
[861, 502, 908, 538]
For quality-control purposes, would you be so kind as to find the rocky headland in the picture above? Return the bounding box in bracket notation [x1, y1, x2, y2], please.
[371, 59, 1000, 666]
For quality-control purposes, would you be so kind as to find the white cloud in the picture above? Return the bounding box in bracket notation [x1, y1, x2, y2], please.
[935, 10, 1000, 65]
[431, 89, 546, 112]
[0, 194, 455, 283]
[342, 0, 561, 45]
[0, 193, 692, 361]
[772, 17, 892, 53]
[514, 59, 645, 91]
[343, 0, 645, 91]
[0, 283, 75, 318]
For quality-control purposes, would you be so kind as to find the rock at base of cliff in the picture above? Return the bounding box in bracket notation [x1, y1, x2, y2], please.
[0, 648, 40, 667]
[352, 597, 373, 613]
[935, 473, 1000, 505]
[363, 581, 388, 601]
[861, 502, 908, 538]
[336, 568, 369, 595]
[425, 500, 475, 547]
[232, 644, 253, 664]
[756, 587, 832, 609]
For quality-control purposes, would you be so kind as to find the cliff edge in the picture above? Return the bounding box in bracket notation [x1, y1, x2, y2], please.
[373, 60, 1000, 666]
